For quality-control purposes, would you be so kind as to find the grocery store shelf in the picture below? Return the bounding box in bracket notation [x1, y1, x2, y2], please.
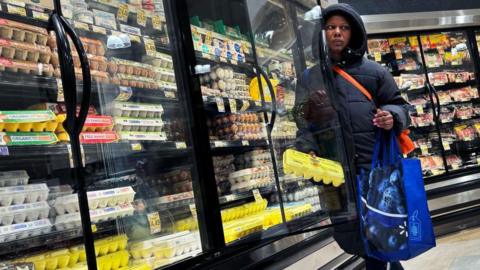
[210, 139, 269, 151]
[219, 184, 277, 208]
[202, 96, 270, 113]
[195, 51, 252, 71]
[431, 80, 476, 91]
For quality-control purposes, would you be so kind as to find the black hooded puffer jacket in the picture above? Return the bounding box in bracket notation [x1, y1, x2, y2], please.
[294, 3, 410, 171]
[293, 4, 411, 255]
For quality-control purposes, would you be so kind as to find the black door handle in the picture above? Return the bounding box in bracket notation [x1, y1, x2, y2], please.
[257, 67, 277, 131]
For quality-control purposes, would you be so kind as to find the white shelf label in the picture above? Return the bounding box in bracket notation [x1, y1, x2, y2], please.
[416, 105, 424, 115]
[229, 99, 237, 113]
[216, 97, 225, 112]
[131, 143, 142, 151]
[214, 141, 227, 147]
[175, 142, 187, 149]
[242, 140, 249, 146]
[164, 91, 176, 98]
[442, 141, 450, 151]
[420, 145, 428, 155]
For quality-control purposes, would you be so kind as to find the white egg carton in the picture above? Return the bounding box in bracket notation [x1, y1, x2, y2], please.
[53, 186, 136, 215]
[0, 184, 49, 206]
[0, 201, 50, 226]
[228, 166, 271, 184]
[154, 67, 176, 83]
[146, 52, 173, 69]
[230, 177, 273, 193]
[118, 131, 167, 141]
[112, 102, 164, 118]
[0, 170, 29, 187]
[0, 219, 52, 243]
[54, 203, 135, 230]
[114, 117, 164, 132]
[47, 184, 73, 201]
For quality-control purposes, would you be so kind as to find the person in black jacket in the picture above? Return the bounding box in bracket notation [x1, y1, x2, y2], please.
[294, 4, 410, 270]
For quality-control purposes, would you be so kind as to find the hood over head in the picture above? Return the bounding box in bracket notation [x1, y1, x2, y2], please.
[313, 3, 367, 65]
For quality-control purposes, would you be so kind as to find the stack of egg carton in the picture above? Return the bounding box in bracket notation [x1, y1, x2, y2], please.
[128, 231, 201, 269]
[0, 170, 51, 243]
[53, 186, 136, 231]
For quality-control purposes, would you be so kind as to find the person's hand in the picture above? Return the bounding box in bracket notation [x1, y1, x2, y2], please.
[373, 109, 394, 130]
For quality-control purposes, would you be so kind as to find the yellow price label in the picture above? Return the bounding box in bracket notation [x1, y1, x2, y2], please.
[240, 101, 249, 111]
[129, 34, 141, 43]
[416, 105, 424, 114]
[152, 15, 162, 30]
[91, 224, 97, 233]
[229, 99, 237, 113]
[252, 189, 263, 203]
[147, 212, 162, 234]
[32, 10, 49, 21]
[74, 21, 90, 31]
[242, 140, 249, 146]
[216, 97, 225, 112]
[442, 141, 450, 151]
[205, 31, 212, 45]
[131, 143, 142, 151]
[143, 37, 156, 56]
[7, 4, 26, 16]
[420, 145, 428, 155]
[117, 3, 129, 22]
[395, 49, 403, 60]
[175, 142, 187, 149]
[137, 9, 147, 27]
[92, 25, 107, 35]
[374, 51, 382, 62]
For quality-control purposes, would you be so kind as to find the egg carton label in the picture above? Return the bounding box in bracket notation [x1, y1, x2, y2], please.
[0, 111, 56, 123]
[2, 132, 58, 145]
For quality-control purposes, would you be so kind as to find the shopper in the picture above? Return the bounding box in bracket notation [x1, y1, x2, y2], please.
[294, 3, 410, 270]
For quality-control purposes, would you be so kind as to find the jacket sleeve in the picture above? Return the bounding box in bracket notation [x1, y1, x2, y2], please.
[376, 67, 411, 135]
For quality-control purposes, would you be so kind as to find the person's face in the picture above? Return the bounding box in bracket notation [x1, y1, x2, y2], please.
[325, 15, 351, 56]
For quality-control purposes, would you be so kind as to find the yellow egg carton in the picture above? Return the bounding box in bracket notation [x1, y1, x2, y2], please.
[94, 235, 129, 257]
[223, 216, 264, 243]
[283, 149, 345, 187]
[0, 110, 61, 132]
[220, 199, 267, 222]
[16, 248, 76, 270]
[174, 217, 198, 232]
[118, 263, 152, 270]
[96, 250, 129, 270]
[55, 114, 114, 133]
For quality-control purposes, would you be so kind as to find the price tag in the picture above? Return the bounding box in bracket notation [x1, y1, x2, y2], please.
[92, 25, 107, 35]
[477, 158, 480, 165]
[255, 101, 262, 107]
[205, 31, 212, 45]
[57, 79, 64, 102]
[7, 4, 26, 16]
[229, 99, 237, 113]
[252, 189, 262, 202]
[129, 34, 141, 43]
[143, 37, 156, 56]
[240, 101, 249, 111]
[416, 105, 424, 114]
[164, 91, 176, 98]
[0, 147, 9, 156]
[115, 86, 133, 101]
[131, 143, 142, 151]
[395, 49, 403, 60]
[242, 140, 249, 146]
[451, 164, 459, 170]
[152, 15, 162, 30]
[442, 141, 451, 151]
[420, 145, 428, 155]
[214, 141, 227, 147]
[147, 212, 162, 234]
[216, 97, 225, 112]
[137, 9, 147, 27]
[117, 4, 130, 22]
[189, 204, 197, 220]
[374, 51, 382, 62]
[74, 21, 90, 31]
[32, 11, 49, 21]
[175, 142, 187, 149]
[91, 224, 97, 233]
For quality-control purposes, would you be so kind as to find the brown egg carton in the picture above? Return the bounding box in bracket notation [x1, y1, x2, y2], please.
[0, 18, 48, 46]
[0, 57, 54, 76]
[0, 38, 51, 64]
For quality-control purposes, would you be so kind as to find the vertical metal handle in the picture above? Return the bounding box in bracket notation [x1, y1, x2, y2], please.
[258, 67, 277, 130]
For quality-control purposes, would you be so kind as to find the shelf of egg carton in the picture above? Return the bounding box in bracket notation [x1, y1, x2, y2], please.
[145, 191, 194, 212]
[53, 186, 135, 231]
[202, 95, 272, 114]
[12, 234, 130, 270]
[228, 166, 275, 194]
[128, 231, 201, 269]
[219, 184, 276, 206]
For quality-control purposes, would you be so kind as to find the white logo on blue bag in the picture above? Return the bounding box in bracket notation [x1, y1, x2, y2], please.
[409, 210, 422, 241]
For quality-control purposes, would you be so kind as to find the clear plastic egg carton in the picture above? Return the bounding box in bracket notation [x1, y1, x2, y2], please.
[154, 67, 176, 83]
[111, 102, 164, 118]
[0, 184, 49, 207]
[114, 117, 164, 132]
[0, 170, 29, 187]
[0, 38, 52, 64]
[0, 201, 50, 226]
[212, 155, 235, 167]
[53, 186, 136, 215]
[146, 52, 174, 69]
[228, 166, 271, 184]
[0, 219, 52, 243]
[0, 19, 49, 46]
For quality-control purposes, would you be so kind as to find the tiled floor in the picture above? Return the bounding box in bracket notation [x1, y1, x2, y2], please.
[401, 227, 480, 270]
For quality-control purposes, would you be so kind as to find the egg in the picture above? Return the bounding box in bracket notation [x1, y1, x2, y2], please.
[118, 65, 126, 74]
[231, 124, 238, 133]
[216, 67, 225, 79]
[108, 62, 118, 74]
[218, 80, 226, 90]
[229, 114, 236, 122]
[137, 82, 145, 88]
[210, 71, 217, 81]
[133, 67, 142, 76]
[126, 66, 134, 75]
[120, 79, 128, 86]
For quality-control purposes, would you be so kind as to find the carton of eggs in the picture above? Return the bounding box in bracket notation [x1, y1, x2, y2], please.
[114, 117, 164, 132]
[0, 170, 29, 187]
[0, 184, 49, 206]
[0, 219, 52, 243]
[0, 201, 50, 226]
[112, 102, 164, 118]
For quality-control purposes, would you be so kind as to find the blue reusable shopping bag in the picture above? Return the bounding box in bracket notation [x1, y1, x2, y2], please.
[357, 130, 436, 262]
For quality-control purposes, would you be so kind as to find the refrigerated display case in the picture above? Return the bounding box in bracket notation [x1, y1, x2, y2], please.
[0, 0, 360, 269]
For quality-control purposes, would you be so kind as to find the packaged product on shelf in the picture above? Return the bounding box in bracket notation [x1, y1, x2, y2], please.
[0, 19, 49, 46]
[0, 219, 51, 243]
[207, 112, 266, 141]
[425, 53, 444, 68]
[454, 105, 474, 120]
[114, 117, 164, 132]
[0, 201, 50, 226]
[154, 67, 176, 83]
[0, 132, 59, 145]
[48, 34, 106, 57]
[0, 183, 49, 206]
[228, 166, 273, 193]
[71, 53, 108, 72]
[411, 113, 434, 127]
[235, 150, 272, 169]
[199, 66, 251, 99]
[454, 125, 476, 141]
[118, 131, 167, 141]
[447, 71, 473, 83]
[429, 72, 449, 86]
[439, 108, 454, 123]
[0, 170, 29, 187]
[112, 73, 159, 89]
[111, 102, 164, 118]
[271, 120, 297, 140]
[0, 38, 52, 64]
[450, 87, 478, 102]
[76, 131, 120, 144]
[74, 68, 110, 83]
[47, 185, 73, 201]
[92, 9, 118, 30]
[0, 57, 55, 76]
[144, 52, 174, 69]
[109, 58, 156, 78]
[0, 110, 58, 132]
[437, 91, 452, 105]
[446, 155, 463, 169]
[408, 97, 428, 106]
[397, 58, 419, 71]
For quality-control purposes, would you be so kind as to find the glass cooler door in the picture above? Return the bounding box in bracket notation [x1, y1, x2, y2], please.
[0, 1, 94, 269]
[53, 0, 203, 269]
[183, 0, 357, 246]
[420, 31, 479, 173]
